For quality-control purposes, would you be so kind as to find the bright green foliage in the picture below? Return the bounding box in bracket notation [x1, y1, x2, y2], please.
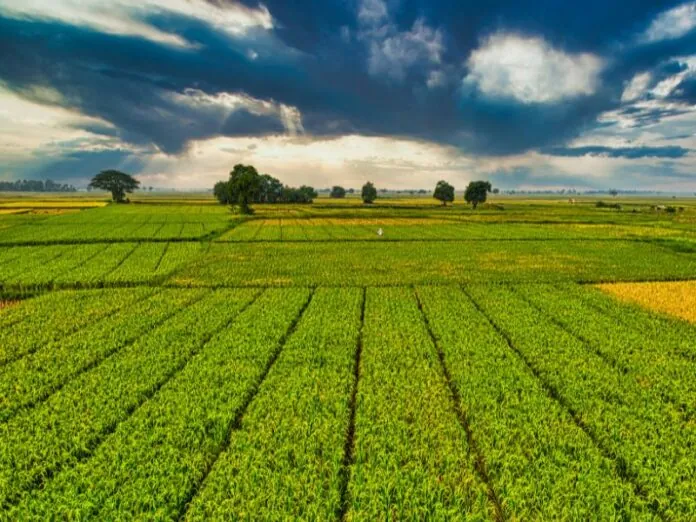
[466, 284, 696, 518]
[0, 288, 198, 422]
[515, 284, 696, 419]
[186, 288, 362, 520]
[174, 239, 696, 287]
[562, 283, 696, 358]
[12, 288, 310, 519]
[0, 289, 256, 508]
[0, 288, 148, 365]
[0, 197, 695, 518]
[346, 287, 492, 520]
[416, 286, 649, 519]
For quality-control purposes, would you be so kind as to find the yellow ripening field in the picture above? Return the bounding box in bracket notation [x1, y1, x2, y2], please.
[597, 281, 696, 324]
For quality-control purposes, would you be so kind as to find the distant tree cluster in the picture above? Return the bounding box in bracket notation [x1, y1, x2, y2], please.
[214, 164, 318, 214]
[430, 180, 494, 209]
[0, 179, 77, 193]
[330, 186, 346, 198]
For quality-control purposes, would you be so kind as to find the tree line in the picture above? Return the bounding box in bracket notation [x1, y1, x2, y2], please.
[0, 179, 77, 192]
[81, 167, 497, 210]
[213, 165, 319, 214]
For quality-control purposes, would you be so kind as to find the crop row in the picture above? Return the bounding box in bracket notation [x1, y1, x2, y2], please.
[11, 288, 311, 519]
[0, 288, 259, 508]
[416, 286, 648, 519]
[0, 288, 202, 422]
[0, 242, 203, 288]
[514, 283, 696, 419]
[185, 287, 361, 520]
[466, 284, 696, 517]
[346, 287, 493, 520]
[571, 283, 696, 353]
[0, 287, 150, 366]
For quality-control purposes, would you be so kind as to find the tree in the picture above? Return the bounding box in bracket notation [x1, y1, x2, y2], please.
[259, 174, 284, 203]
[362, 182, 377, 204]
[228, 164, 262, 214]
[464, 180, 492, 209]
[299, 185, 318, 201]
[609, 189, 618, 197]
[433, 180, 454, 206]
[89, 170, 140, 203]
[492, 188, 500, 194]
[280, 185, 318, 203]
[213, 180, 231, 204]
[330, 185, 346, 198]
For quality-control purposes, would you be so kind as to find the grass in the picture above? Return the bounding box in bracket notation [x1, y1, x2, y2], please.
[0, 193, 695, 519]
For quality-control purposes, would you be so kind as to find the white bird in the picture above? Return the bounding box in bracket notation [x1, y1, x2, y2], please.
[377, 228, 383, 237]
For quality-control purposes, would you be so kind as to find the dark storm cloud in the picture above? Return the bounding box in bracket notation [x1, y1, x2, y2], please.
[0, 149, 148, 183]
[542, 145, 691, 159]
[0, 0, 694, 159]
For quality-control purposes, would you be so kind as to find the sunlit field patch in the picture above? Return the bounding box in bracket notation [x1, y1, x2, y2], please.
[597, 280, 696, 324]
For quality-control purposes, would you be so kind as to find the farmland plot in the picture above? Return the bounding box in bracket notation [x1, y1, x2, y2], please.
[0, 199, 695, 519]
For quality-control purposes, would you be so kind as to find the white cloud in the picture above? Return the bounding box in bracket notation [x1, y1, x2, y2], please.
[357, 0, 444, 82]
[621, 72, 652, 102]
[643, 2, 696, 42]
[135, 134, 477, 190]
[0, 0, 273, 48]
[0, 87, 118, 155]
[167, 88, 304, 136]
[464, 33, 603, 103]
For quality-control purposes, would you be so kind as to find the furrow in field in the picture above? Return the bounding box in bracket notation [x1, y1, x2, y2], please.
[465, 284, 696, 518]
[9, 288, 312, 520]
[417, 285, 651, 520]
[344, 287, 494, 520]
[514, 283, 696, 421]
[0, 288, 260, 509]
[0, 287, 150, 367]
[0, 287, 206, 423]
[183, 288, 361, 521]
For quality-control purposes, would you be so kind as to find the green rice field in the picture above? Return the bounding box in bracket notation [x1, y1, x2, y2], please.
[1, 194, 695, 520]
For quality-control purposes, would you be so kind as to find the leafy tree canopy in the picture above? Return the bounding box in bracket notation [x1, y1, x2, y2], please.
[89, 170, 140, 203]
[464, 180, 492, 209]
[433, 180, 455, 205]
[330, 186, 346, 198]
[228, 164, 263, 214]
[213, 164, 318, 211]
[362, 182, 377, 204]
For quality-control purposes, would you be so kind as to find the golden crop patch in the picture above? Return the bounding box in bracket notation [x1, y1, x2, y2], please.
[597, 281, 696, 324]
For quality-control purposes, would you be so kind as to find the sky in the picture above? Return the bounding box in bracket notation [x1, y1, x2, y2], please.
[0, 0, 695, 191]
